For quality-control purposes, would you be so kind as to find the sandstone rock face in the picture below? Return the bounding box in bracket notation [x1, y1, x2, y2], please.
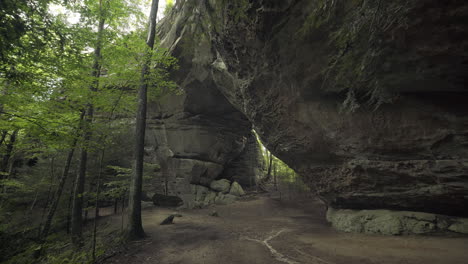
[187, 184, 217, 208]
[182, 183, 240, 209]
[327, 208, 468, 235]
[221, 132, 263, 186]
[145, 61, 261, 204]
[158, 0, 468, 224]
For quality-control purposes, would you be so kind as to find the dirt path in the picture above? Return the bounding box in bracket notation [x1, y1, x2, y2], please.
[105, 194, 468, 264]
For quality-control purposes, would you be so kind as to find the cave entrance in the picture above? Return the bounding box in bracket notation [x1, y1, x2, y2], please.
[253, 130, 312, 201]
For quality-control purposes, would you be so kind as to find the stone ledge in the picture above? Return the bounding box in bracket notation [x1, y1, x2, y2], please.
[327, 207, 468, 235]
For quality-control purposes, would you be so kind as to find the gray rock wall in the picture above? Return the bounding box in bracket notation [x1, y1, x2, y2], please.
[220, 131, 263, 186]
[327, 208, 468, 235]
[156, 0, 468, 219]
[145, 68, 261, 202]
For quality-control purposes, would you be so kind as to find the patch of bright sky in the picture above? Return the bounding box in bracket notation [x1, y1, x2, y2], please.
[49, 0, 170, 25]
[48, 0, 171, 54]
[48, 3, 80, 24]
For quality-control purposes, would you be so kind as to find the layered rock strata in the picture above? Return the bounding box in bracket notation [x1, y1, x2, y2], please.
[155, 0, 468, 233]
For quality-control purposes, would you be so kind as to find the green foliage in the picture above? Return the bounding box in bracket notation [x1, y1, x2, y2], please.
[3, 232, 107, 264]
[103, 165, 132, 200]
[0, 178, 25, 190]
[0, 0, 178, 261]
[164, 0, 175, 16]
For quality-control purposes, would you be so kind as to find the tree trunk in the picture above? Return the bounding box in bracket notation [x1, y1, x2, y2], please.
[40, 111, 82, 240]
[30, 190, 39, 211]
[39, 159, 56, 233]
[92, 149, 105, 263]
[71, 3, 105, 246]
[265, 152, 273, 182]
[121, 195, 125, 232]
[0, 131, 7, 147]
[71, 112, 91, 245]
[66, 177, 75, 235]
[273, 162, 277, 190]
[114, 198, 118, 214]
[1, 130, 18, 173]
[127, 0, 159, 240]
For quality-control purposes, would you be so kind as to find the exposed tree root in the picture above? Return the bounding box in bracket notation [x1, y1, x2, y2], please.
[244, 229, 298, 264]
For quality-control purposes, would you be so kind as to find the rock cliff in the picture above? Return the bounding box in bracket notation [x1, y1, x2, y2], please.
[154, 0, 468, 233]
[145, 51, 262, 204]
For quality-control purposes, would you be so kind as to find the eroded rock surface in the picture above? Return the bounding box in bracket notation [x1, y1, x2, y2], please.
[183, 181, 242, 209]
[145, 65, 262, 204]
[152, 0, 468, 234]
[157, 0, 468, 219]
[327, 208, 468, 235]
[210, 179, 231, 193]
[229, 182, 246, 197]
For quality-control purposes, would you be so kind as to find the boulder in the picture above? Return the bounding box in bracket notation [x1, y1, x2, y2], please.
[203, 191, 217, 206]
[152, 193, 184, 207]
[214, 193, 237, 205]
[327, 207, 468, 235]
[448, 219, 468, 234]
[193, 184, 210, 202]
[189, 184, 218, 208]
[229, 181, 245, 197]
[210, 179, 231, 193]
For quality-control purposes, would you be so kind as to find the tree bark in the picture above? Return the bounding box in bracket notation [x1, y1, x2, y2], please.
[273, 162, 277, 190]
[92, 149, 105, 263]
[71, 5, 105, 246]
[127, 0, 159, 240]
[266, 152, 273, 182]
[0, 131, 7, 147]
[114, 198, 118, 214]
[66, 177, 75, 235]
[0, 130, 18, 173]
[39, 158, 56, 231]
[121, 195, 125, 232]
[40, 111, 84, 241]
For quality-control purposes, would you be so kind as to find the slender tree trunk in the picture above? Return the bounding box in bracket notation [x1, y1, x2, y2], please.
[121, 195, 125, 232]
[114, 198, 118, 214]
[163, 162, 169, 196]
[127, 0, 159, 240]
[71, 5, 105, 246]
[92, 149, 105, 263]
[84, 189, 89, 224]
[30, 190, 39, 211]
[258, 152, 273, 191]
[0, 130, 7, 147]
[40, 116, 82, 240]
[39, 159, 56, 232]
[24, 189, 40, 229]
[71, 121, 89, 245]
[267, 153, 273, 175]
[273, 162, 277, 190]
[1, 130, 18, 173]
[66, 177, 75, 235]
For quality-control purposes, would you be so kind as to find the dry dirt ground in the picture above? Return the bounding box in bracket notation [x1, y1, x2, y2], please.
[104, 194, 468, 264]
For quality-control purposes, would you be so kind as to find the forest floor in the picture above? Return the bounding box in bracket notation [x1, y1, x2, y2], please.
[103, 193, 468, 264]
